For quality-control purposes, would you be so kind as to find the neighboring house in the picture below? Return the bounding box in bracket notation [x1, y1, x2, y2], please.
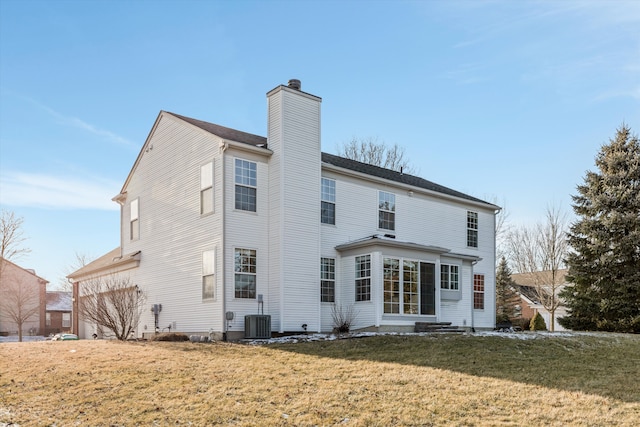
[0, 257, 48, 336]
[69, 80, 500, 340]
[511, 270, 568, 331]
[44, 291, 72, 335]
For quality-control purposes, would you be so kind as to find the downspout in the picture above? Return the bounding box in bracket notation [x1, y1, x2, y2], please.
[471, 260, 478, 333]
[220, 140, 228, 340]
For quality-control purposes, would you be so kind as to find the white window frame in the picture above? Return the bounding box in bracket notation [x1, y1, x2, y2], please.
[200, 162, 214, 215]
[130, 198, 139, 241]
[320, 257, 335, 302]
[321, 178, 336, 225]
[467, 211, 478, 248]
[378, 191, 396, 231]
[355, 254, 371, 302]
[234, 158, 257, 212]
[440, 264, 459, 290]
[202, 250, 215, 300]
[234, 248, 256, 299]
[474, 274, 485, 310]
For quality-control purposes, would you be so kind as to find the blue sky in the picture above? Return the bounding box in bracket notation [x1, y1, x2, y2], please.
[1, 0, 638, 287]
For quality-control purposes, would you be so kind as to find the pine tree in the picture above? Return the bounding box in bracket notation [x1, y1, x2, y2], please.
[495, 257, 519, 322]
[530, 312, 547, 331]
[559, 124, 640, 333]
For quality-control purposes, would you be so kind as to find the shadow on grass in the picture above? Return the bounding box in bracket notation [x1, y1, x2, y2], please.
[269, 333, 640, 403]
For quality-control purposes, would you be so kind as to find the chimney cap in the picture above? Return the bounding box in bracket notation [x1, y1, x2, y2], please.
[288, 79, 301, 90]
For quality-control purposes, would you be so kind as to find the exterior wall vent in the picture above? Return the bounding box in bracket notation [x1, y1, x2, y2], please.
[244, 314, 271, 339]
[288, 79, 301, 90]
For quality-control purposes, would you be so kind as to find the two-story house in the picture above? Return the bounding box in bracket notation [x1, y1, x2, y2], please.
[69, 80, 499, 340]
[0, 257, 48, 338]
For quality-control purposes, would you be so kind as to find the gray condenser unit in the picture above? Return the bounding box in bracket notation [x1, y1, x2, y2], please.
[244, 315, 271, 339]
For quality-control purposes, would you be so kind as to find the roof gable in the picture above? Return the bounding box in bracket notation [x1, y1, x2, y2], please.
[117, 111, 498, 209]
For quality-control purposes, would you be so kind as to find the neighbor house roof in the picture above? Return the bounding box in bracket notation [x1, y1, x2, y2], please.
[511, 270, 568, 287]
[166, 112, 498, 209]
[67, 248, 141, 280]
[46, 291, 72, 312]
[0, 257, 49, 284]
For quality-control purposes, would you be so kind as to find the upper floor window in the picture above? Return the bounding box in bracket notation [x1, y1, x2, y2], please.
[202, 250, 215, 300]
[200, 162, 214, 215]
[440, 264, 459, 290]
[320, 257, 335, 302]
[235, 159, 257, 212]
[474, 274, 485, 309]
[355, 255, 371, 302]
[321, 178, 336, 225]
[234, 248, 256, 299]
[130, 198, 139, 240]
[378, 191, 395, 231]
[467, 211, 478, 248]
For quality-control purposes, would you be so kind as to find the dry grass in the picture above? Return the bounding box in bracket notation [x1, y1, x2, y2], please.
[1, 333, 639, 426]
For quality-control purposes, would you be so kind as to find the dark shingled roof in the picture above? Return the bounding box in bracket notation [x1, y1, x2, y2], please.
[169, 112, 496, 208]
[321, 153, 493, 205]
[167, 112, 268, 147]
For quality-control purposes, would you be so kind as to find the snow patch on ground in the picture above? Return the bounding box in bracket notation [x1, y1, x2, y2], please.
[0, 335, 47, 343]
[243, 330, 607, 345]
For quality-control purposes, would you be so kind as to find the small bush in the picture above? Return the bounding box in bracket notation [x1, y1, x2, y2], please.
[513, 317, 531, 331]
[150, 332, 190, 342]
[530, 313, 547, 331]
[331, 304, 358, 334]
[496, 313, 511, 324]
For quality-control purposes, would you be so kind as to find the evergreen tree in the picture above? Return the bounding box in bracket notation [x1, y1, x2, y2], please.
[559, 124, 640, 333]
[495, 257, 519, 322]
[530, 312, 547, 331]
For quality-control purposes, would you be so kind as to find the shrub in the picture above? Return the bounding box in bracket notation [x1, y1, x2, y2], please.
[530, 312, 547, 331]
[496, 313, 511, 324]
[331, 304, 358, 334]
[513, 317, 531, 331]
[150, 332, 190, 342]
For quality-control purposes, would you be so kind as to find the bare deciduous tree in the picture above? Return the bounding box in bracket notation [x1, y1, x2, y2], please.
[506, 205, 568, 331]
[57, 251, 93, 291]
[78, 275, 146, 340]
[0, 210, 31, 263]
[0, 210, 37, 341]
[0, 271, 41, 342]
[338, 137, 416, 174]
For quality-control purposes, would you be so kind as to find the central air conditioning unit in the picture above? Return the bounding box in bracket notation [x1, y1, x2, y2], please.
[244, 315, 271, 339]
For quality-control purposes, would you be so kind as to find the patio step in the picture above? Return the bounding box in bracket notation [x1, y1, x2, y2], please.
[414, 322, 465, 333]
